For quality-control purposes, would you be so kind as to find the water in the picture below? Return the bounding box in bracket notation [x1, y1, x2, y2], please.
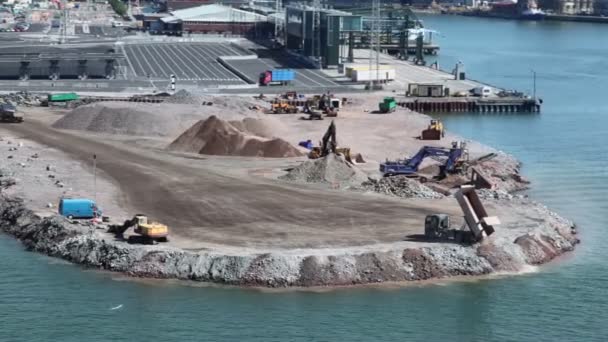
[2, 16, 608, 341]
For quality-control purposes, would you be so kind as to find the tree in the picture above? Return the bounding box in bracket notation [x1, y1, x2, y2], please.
[109, 0, 127, 17]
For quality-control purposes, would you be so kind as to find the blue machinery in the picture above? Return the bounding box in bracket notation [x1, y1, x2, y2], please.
[380, 143, 466, 177]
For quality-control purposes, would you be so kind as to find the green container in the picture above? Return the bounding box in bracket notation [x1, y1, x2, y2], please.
[379, 97, 397, 113]
[48, 93, 79, 102]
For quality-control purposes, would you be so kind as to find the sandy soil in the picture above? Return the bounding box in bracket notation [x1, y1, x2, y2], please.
[0, 94, 577, 287]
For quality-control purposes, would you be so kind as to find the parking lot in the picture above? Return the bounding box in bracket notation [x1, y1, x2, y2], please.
[122, 42, 248, 85]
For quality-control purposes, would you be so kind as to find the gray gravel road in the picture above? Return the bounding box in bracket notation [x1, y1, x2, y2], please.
[4, 120, 462, 249]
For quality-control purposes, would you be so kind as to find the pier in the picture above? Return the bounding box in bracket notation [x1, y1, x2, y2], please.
[399, 97, 541, 113]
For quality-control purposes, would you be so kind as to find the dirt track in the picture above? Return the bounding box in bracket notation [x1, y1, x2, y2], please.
[6, 121, 462, 249]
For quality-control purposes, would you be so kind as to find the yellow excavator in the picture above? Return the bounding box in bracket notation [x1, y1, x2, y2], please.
[108, 215, 169, 245]
[308, 121, 364, 163]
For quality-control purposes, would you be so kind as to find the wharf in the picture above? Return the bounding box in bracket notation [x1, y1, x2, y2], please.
[399, 96, 541, 113]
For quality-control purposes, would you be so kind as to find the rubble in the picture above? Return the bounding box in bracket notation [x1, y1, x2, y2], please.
[280, 154, 369, 189]
[358, 175, 444, 199]
[0, 91, 43, 107]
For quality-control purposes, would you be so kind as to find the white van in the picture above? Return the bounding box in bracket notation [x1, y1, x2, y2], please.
[472, 86, 493, 97]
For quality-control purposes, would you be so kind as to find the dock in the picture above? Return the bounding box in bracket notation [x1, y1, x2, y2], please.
[399, 97, 541, 113]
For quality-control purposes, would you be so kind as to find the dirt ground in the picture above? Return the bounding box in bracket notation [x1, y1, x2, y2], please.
[2, 96, 503, 252]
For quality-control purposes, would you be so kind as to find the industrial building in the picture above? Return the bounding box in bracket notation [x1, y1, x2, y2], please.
[146, 4, 272, 36]
[285, 5, 362, 67]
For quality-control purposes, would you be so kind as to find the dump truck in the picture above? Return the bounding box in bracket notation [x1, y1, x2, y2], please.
[424, 185, 500, 243]
[47, 92, 79, 102]
[108, 214, 169, 245]
[0, 104, 23, 123]
[379, 97, 397, 113]
[259, 69, 296, 86]
[421, 119, 444, 140]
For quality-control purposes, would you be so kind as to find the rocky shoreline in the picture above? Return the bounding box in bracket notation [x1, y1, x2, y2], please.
[0, 192, 579, 287]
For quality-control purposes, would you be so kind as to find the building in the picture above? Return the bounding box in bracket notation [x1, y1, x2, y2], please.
[167, 0, 248, 11]
[285, 5, 362, 67]
[150, 4, 271, 36]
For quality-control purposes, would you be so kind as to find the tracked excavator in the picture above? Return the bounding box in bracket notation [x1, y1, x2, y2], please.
[307, 121, 363, 163]
[108, 215, 169, 245]
[380, 142, 467, 177]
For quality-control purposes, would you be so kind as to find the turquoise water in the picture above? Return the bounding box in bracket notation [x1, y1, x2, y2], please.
[2, 16, 608, 341]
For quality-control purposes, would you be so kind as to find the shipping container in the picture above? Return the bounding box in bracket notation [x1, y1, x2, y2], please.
[345, 64, 395, 78]
[47, 93, 79, 102]
[351, 69, 396, 82]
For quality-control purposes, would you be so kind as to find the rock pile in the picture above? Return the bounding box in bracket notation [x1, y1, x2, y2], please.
[359, 175, 443, 199]
[280, 153, 369, 188]
[169, 116, 303, 158]
[0, 92, 42, 106]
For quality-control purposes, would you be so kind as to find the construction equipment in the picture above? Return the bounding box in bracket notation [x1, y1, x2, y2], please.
[108, 214, 169, 244]
[259, 69, 296, 86]
[270, 101, 298, 114]
[378, 97, 397, 113]
[424, 186, 499, 243]
[0, 104, 23, 123]
[421, 119, 445, 140]
[307, 121, 363, 163]
[380, 143, 465, 177]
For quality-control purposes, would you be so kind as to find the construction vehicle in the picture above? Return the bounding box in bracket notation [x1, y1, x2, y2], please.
[307, 121, 364, 163]
[0, 104, 23, 123]
[270, 101, 298, 114]
[380, 142, 466, 177]
[420, 119, 445, 140]
[378, 97, 397, 113]
[424, 186, 499, 243]
[108, 214, 169, 244]
[259, 69, 296, 86]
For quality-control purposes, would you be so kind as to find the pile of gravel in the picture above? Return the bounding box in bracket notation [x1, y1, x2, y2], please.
[359, 175, 443, 199]
[52, 103, 201, 137]
[169, 116, 303, 158]
[280, 154, 369, 188]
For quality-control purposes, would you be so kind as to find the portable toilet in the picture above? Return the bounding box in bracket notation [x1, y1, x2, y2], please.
[58, 198, 102, 219]
[454, 62, 466, 80]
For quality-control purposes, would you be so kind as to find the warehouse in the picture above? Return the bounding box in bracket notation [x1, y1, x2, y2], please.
[158, 4, 272, 36]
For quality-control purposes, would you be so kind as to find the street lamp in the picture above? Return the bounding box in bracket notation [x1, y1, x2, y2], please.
[531, 69, 536, 99]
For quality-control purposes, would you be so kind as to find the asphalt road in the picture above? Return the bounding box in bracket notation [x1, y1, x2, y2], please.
[122, 43, 246, 84]
[5, 120, 458, 248]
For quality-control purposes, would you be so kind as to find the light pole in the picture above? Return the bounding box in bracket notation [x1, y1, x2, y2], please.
[531, 69, 536, 99]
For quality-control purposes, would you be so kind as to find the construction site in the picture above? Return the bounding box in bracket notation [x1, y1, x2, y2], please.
[0, 1, 573, 287]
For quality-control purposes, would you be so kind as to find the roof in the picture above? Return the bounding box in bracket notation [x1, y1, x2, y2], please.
[161, 4, 268, 23]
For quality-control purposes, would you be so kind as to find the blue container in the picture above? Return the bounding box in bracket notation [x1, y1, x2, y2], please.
[58, 198, 102, 219]
[271, 69, 295, 82]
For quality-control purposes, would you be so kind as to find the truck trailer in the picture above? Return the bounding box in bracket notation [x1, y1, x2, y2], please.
[259, 69, 295, 86]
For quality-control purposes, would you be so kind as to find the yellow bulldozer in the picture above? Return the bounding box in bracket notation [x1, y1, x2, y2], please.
[109, 214, 169, 245]
[421, 119, 445, 140]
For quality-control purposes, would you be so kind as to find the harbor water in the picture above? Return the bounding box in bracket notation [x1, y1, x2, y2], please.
[2, 15, 608, 341]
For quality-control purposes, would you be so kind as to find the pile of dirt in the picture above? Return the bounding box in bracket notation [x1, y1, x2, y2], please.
[169, 116, 303, 158]
[229, 118, 275, 138]
[359, 175, 443, 199]
[279, 154, 369, 188]
[52, 103, 200, 137]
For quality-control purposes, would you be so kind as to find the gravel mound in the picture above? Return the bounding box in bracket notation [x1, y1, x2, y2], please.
[280, 154, 369, 188]
[229, 117, 275, 138]
[169, 115, 303, 158]
[52, 103, 200, 137]
[359, 175, 443, 199]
